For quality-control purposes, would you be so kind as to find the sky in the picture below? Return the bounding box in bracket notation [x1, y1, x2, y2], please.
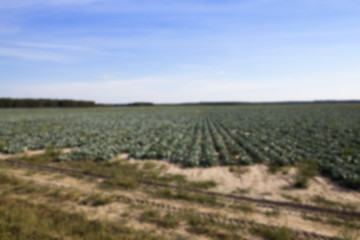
[0, 0, 359, 103]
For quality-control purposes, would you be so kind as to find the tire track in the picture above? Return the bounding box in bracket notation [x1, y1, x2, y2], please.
[2, 158, 360, 221]
[1, 169, 340, 240]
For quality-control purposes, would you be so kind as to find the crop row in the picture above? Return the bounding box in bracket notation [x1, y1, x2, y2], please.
[0, 105, 359, 189]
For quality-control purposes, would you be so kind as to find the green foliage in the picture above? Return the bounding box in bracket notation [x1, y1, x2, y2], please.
[232, 202, 256, 213]
[250, 226, 295, 240]
[186, 214, 246, 240]
[15, 145, 61, 164]
[81, 193, 115, 206]
[140, 209, 181, 229]
[293, 159, 318, 188]
[101, 177, 139, 190]
[44, 144, 61, 157]
[281, 194, 302, 203]
[151, 189, 219, 206]
[229, 166, 249, 176]
[0, 141, 7, 151]
[268, 162, 283, 174]
[142, 161, 157, 170]
[186, 180, 217, 189]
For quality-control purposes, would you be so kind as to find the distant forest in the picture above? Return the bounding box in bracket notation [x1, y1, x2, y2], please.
[0, 98, 95, 108]
[114, 100, 360, 107]
[0, 98, 359, 108]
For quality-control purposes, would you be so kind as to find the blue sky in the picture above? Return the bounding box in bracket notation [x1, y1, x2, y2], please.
[0, 0, 359, 103]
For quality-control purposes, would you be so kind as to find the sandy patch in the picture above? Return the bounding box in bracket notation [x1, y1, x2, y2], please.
[2, 151, 360, 238]
[129, 159, 360, 207]
[1, 166, 358, 238]
[2, 150, 360, 209]
[110, 153, 129, 162]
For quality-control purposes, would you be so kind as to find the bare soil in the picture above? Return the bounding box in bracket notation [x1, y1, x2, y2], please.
[1, 166, 349, 239]
[1, 149, 360, 239]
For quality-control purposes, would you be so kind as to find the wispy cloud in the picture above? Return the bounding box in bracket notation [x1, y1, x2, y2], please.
[0, 0, 104, 9]
[0, 40, 106, 61]
[67, 1, 258, 14]
[5, 41, 104, 53]
[0, 47, 65, 61]
[0, 0, 359, 102]
[260, 28, 360, 40]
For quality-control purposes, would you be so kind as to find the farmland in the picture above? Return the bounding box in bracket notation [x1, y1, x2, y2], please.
[0, 104, 359, 189]
[1, 104, 360, 240]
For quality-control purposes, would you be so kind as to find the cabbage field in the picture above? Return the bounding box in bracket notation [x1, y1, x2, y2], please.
[0, 105, 359, 189]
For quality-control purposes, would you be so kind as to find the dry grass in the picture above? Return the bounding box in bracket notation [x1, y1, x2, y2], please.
[139, 208, 182, 229]
[150, 188, 220, 206]
[0, 196, 165, 240]
[250, 226, 295, 240]
[80, 193, 116, 206]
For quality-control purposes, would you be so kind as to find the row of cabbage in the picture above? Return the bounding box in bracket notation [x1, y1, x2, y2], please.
[0, 105, 359, 189]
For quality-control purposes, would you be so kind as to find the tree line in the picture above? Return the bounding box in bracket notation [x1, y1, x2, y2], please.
[0, 98, 96, 108]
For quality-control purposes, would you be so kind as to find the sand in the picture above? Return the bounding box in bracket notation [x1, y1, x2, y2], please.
[130, 159, 360, 206]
